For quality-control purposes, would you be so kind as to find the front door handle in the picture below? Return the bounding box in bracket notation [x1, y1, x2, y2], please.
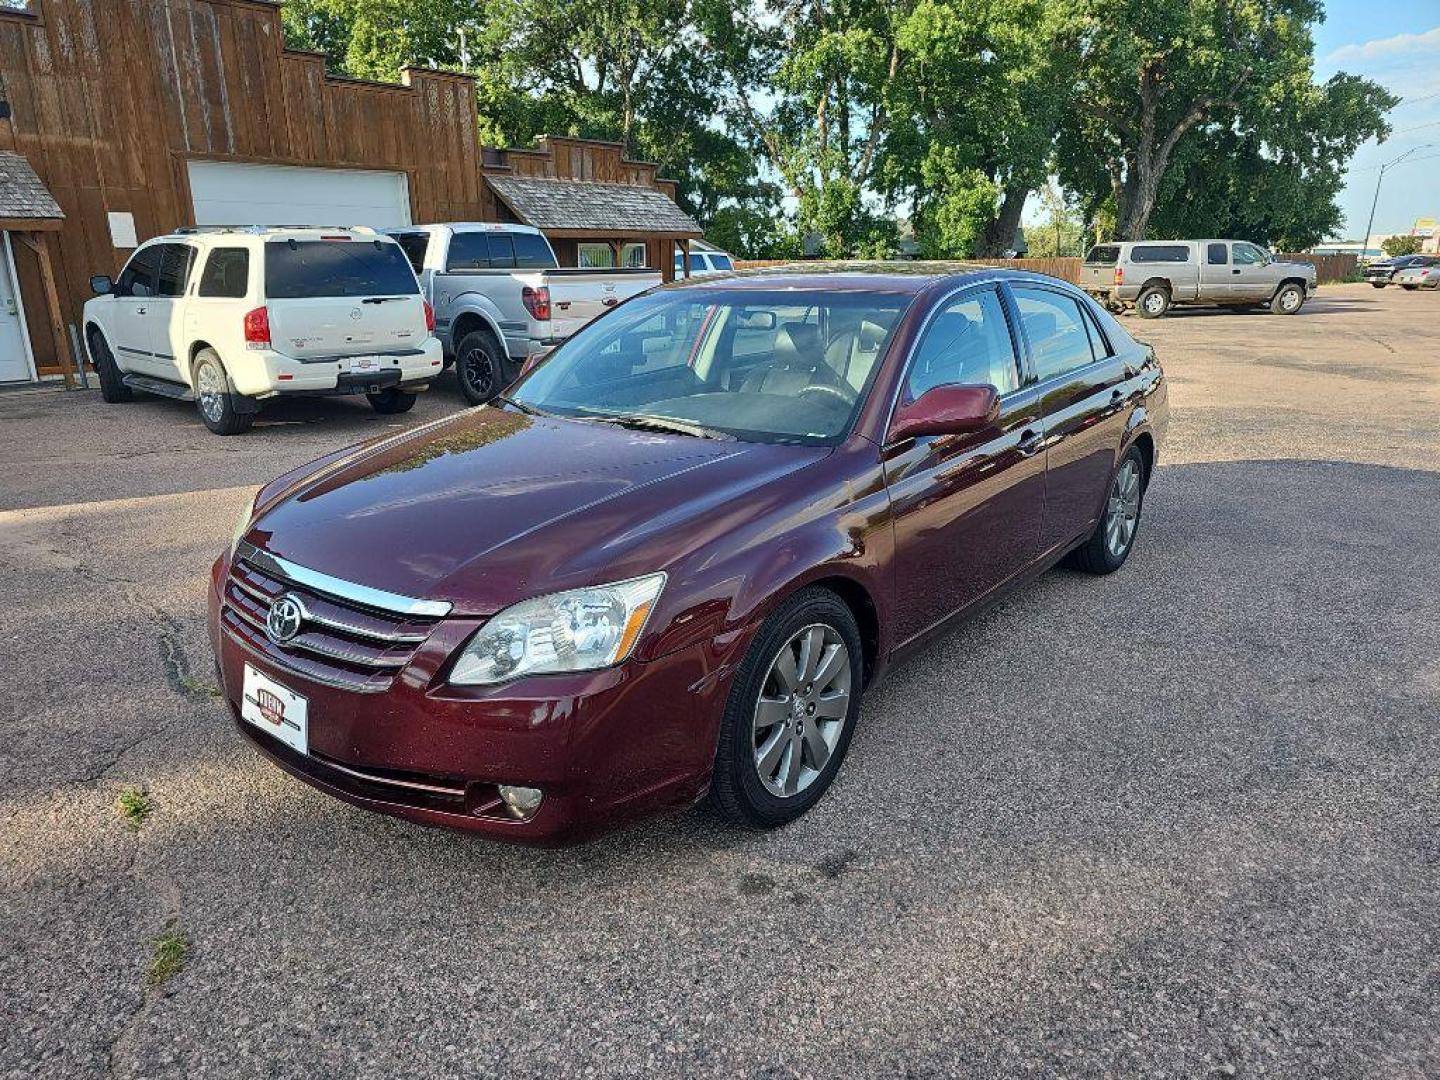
[1231, 269, 1241, 275]
[136, 306, 147, 314]
[1016, 428, 1043, 458]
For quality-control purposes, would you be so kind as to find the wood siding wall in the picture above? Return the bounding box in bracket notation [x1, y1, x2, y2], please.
[0, 0, 484, 375]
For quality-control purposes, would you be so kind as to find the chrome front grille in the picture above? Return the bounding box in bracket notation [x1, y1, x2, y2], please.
[221, 542, 448, 693]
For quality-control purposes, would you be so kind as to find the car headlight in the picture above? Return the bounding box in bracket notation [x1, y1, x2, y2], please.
[449, 573, 667, 685]
[229, 491, 258, 556]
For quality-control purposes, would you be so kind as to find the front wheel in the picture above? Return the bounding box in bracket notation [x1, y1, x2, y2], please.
[89, 330, 132, 404]
[193, 350, 254, 436]
[1370, 282, 1386, 289]
[455, 330, 508, 406]
[367, 388, 417, 414]
[1270, 283, 1305, 315]
[1067, 446, 1145, 575]
[1136, 286, 1170, 319]
[710, 588, 863, 828]
[1401, 284, 1418, 291]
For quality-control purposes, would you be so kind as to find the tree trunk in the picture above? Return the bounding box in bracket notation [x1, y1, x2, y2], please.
[975, 184, 1030, 257]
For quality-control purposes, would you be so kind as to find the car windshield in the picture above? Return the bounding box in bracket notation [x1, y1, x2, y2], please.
[510, 288, 913, 444]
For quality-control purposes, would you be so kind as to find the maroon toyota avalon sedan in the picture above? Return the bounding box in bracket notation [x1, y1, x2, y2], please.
[209, 266, 1167, 843]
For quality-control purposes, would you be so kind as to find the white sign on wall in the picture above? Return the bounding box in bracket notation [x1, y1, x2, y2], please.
[107, 212, 138, 249]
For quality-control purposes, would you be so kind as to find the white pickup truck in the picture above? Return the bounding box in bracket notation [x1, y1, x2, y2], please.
[385, 223, 662, 403]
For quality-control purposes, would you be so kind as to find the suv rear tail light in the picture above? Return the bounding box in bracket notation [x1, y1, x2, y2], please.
[243, 306, 271, 348]
[522, 285, 551, 321]
[1114, 267, 1125, 286]
[423, 300, 436, 333]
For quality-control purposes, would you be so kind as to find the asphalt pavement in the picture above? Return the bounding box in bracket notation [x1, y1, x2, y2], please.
[1, 283, 1437, 1078]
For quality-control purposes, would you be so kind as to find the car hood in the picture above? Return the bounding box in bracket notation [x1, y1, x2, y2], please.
[244, 407, 828, 615]
[1274, 259, 1317, 275]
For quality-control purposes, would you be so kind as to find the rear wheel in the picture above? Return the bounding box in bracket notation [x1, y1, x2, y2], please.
[367, 388, 418, 414]
[89, 330, 132, 403]
[455, 329, 508, 406]
[1401, 284, 1418, 291]
[710, 588, 863, 828]
[1067, 446, 1145, 575]
[1370, 282, 1387, 289]
[193, 349, 253, 436]
[1136, 286, 1170, 319]
[1270, 282, 1305, 315]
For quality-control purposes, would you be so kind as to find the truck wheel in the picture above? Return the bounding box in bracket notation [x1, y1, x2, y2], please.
[1270, 283, 1305, 314]
[1370, 282, 1386, 289]
[88, 330, 132, 403]
[1400, 284, 1418, 291]
[193, 349, 254, 436]
[367, 388, 417, 414]
[1136, 286, 1170, 319]
[456, 329, 507, 406]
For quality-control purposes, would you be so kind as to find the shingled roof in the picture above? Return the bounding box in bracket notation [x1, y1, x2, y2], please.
[487, 175, 700, 236]
[0, 151, 63, 222]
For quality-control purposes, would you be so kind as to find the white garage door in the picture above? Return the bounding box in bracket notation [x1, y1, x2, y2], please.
[187, 161, 412, 229]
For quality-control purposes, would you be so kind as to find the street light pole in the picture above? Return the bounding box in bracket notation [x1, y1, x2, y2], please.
[1362, 145, 1430, 260]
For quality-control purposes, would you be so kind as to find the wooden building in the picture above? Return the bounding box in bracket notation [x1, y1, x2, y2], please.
[0, 0, 700, 382]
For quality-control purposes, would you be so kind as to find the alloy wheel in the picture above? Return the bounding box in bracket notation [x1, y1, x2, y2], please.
[197, 361, 225, 423]
[1280, 287, 1302, 312]
[1143, 292, 1165, 315]
[1105, 458, 1141, 559]
[752, 624, 851, 798]
[462, 346, 497, 400]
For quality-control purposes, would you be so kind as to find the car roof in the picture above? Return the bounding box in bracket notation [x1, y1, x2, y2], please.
[662, 261, 1076, 296]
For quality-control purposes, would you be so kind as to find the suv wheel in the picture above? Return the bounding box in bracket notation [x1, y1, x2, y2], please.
[88, 330, 132, 404]
[1137, 285, 1170, 319]
[1370, 281, 1387, 289]
[710, 587, 863, 828]
[455, 329, 507, 406]
[193, 349, 254, 436]
[1067, 446, 1146, 574]
[367, 388, 418, 414]
[1270, 282, 1305, 315]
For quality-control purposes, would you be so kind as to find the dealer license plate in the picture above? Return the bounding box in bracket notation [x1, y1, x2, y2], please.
[241, 663, 309, 755]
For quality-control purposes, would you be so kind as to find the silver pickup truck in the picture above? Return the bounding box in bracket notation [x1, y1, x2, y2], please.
[1080, 240, 1317, 318]
[385, 223, 661, 402]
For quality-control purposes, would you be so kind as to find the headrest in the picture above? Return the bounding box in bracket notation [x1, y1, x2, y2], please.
[774, 322, 823, 367]
[857, 320, 887, 349]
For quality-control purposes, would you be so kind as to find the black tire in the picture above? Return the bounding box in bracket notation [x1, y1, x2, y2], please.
[89, 330, 132, 403]
[192, 349, 254, 436]
[1270, 282, 1305, 315]
[1067, 444, 1146, 575]
[1370, 282, 1386, 289]
[1401, 284, 1417, 291]
[1136, 285, 1170, 319]
[455, 329, 508, 405]
[367, 388, 418, 414]
[709, 587, 864, 829]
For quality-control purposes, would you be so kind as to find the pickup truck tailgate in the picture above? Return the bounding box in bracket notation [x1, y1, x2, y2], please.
[546, 271, 660, 337]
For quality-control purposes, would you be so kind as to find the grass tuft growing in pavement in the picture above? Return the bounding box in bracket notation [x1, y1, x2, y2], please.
[147, 923, 190, 987]
[115, 786, 151, 831]
[176, 674, 224, 699]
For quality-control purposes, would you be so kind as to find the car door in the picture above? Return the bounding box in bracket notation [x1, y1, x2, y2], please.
[884, 284, 1048, 646]
[1007, 283, 1131, 552]
[145, 242, 197, 381]
[109, 244, 165, 375]
[1230, 242, 1273, 301]
[1202, 241, 1234, 300]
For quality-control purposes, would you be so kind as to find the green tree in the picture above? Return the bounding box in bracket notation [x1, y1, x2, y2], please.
[1025, 182, 1087, 258]
[1381, 234, 1422, 258]
[1054, 0, 1393, 241]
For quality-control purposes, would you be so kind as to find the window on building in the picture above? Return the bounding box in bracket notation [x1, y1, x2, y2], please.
[579, 243, 615, 268]
[622, 243, 648, 268]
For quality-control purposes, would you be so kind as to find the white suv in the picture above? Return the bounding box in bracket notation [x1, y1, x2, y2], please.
[82, 226, 443, 434]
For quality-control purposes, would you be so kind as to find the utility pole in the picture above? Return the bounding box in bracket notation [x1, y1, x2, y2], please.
[1362, 145, 1430, 261]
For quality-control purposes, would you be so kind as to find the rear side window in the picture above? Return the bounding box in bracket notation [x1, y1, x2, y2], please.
[513, 232, 557, 269]
[264, 239, 419, 298]
[1012, 287, 1096, 383]
[116, 245, 163, 298]
[446, 232, 490, 271]
[1207, 243, 1228, 265]
[1130, 245, 1191, 264]
[1085, 246, 1120, 265]
[198, 248, 250, 298]
[907, 288, 1019, 398]
[711, 254, 734, 270]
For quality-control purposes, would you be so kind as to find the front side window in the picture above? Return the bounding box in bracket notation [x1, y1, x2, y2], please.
[512, 289, 912, 444]
[198, 247, 250, 298]
[115, 245, 163, 298]
[154, 244, 196, 298]
[446, 232, 490, 271]
[1233, 242, 1268, 266]
[1207, 242, 1228, 265]
[1012, 287, 1096, 383]
[264, 239, 419, 298]
[905, 288, 1018, 399]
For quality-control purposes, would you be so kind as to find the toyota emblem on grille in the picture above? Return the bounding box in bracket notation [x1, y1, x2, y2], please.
[266, 593, 307, 644]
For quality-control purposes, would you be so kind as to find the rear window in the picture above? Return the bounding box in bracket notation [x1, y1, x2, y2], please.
[1130, 244, 1192, 264]
[264, 239, 419, 298]
[1085, 245, 1120, 265]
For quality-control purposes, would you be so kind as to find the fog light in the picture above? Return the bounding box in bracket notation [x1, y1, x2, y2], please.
[498, 785, 543, 820]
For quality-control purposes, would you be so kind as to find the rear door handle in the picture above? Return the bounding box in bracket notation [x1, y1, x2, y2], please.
[1016, 428, 1044, 457]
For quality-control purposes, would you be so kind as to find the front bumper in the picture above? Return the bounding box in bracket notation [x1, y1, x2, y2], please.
[207, 553, 737, 844]
[230, 338, 445, 397]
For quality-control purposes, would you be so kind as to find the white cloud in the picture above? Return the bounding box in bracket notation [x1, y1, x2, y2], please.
[1327, 26, 1440, 64]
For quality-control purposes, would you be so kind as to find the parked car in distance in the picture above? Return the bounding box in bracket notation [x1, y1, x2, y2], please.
[1080, 239, 1317, 318]
[675, 247, 737, 277]
[384, 223, 662, 404]
[211, 265, 1167, 844]
[1363, 253, 1434, 288]
[83, 226, 442, 435]
[1391, 256, 1440, 290]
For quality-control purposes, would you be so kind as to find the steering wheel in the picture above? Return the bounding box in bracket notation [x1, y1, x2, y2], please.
[798, 382, 856, 407]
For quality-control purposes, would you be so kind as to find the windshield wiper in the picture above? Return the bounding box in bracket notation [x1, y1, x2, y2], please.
[581, 412, 735, 441]
[494, 394, 545, 416]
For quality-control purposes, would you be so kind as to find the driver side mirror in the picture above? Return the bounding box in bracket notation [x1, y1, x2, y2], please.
[888, 384, 999, 443]
[90, 274, 114, 296]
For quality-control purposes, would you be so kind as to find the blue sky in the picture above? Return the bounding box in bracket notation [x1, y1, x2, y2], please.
[1313, 3, 1440, 238]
